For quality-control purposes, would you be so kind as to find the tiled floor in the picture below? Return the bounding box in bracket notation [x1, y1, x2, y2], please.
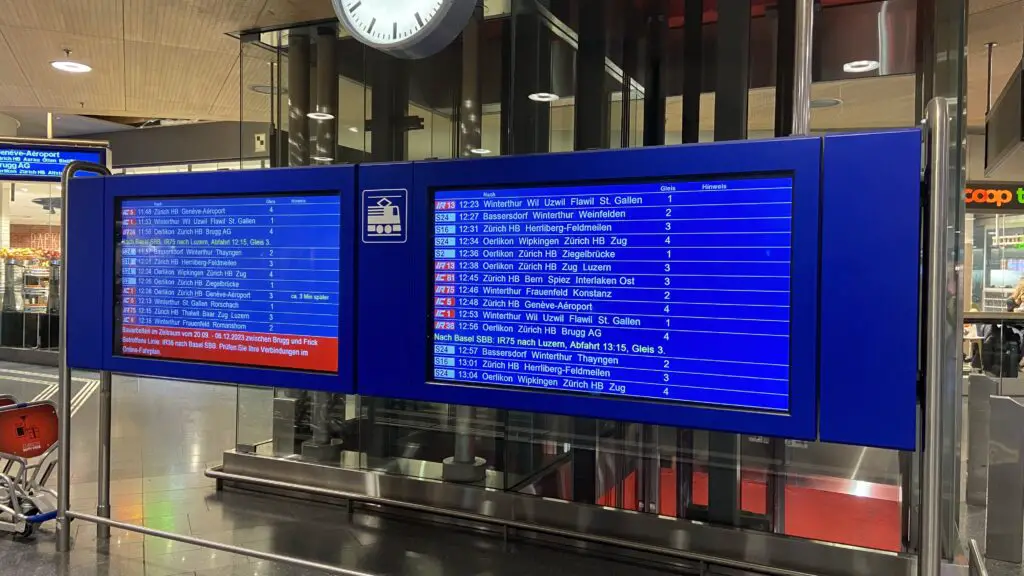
[0, 362, 681, 575]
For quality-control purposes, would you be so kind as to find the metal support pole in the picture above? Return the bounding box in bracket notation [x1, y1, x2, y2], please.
[985, 42, 997, 114]
[500, 3, 551, 155]
[574, 0, 610, 150]
[458, 2, 484, 157]
[791, 0, 814, 135]
[312, 27, 338, 163]
[680, 0, 703, 144]
[57, 160, 111, 552]
[443, 404, 486, 482]
[708, 0, 751, 527]
[287, 33, 310, 167]
[921, 96, 951, 576]
[96, 370, 113, 540]
[640, 425, 660, 513]
[642, 9, 666, 147]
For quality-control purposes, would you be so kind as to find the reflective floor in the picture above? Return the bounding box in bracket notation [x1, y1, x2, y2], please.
[0, 362, 678, 576]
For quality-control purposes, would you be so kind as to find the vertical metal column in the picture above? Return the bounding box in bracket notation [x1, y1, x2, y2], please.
[680, 0, 703, 144]
[773, 0, 795, 138]
[444, 1, 487, 485]
[500, 2, 551, 155]
[642, 7, 667, 147]
[791, 0, 813, 136]
[985, 42, 997, 113]
[676, 0, 703, 518]
[567, 0, 610, 504]
[766, 0, 814, 535]
[313, 28, 338, 163]
[707, 0, 751, 527]
[57, 161, 111, 552]
[921, 96, 951, 576]
[57, 179, 72, 550]
[95, 371, 112, 539]
[459, 2, 484, 156]
[369, 50, 409, 162]
[574, 0, 609, 150]
[287, 33, 311, 166]
[635, 3, 668, 513]
[618, 11, 639, 150]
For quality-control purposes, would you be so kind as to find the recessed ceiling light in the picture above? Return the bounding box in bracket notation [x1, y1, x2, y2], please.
[842, 60, 880, 73]
[810, 97, 843, 109]
[347, 126, 359, 133]
[51, 60, 91, 73]
[249, 84, 286, 95]
[469, 148, 491, 155]
[50, 48, 91, 73]
[307, 112, 334, 121]
[528, 92, 559, 102]
[311, 156, 334, 162]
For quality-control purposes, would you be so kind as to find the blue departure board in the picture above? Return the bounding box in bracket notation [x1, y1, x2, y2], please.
[114, 194, 341, 373]
[0, 144, 104, 181]
[430, 177, 792, 412]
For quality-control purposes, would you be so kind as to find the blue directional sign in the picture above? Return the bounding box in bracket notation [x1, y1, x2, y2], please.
[0, 143, 105, 182]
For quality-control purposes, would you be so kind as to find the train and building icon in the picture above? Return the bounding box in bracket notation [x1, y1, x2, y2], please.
[367, 197, 402, 236]
[362, 189, 408, 243]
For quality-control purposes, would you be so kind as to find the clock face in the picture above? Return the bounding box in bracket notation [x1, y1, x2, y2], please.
[339, 0, 444, 47]
[333, 0, 475, 59]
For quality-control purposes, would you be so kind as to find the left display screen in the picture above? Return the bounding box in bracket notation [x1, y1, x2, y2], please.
[0, 145, 104, 181]
[114, 194, 341, 373]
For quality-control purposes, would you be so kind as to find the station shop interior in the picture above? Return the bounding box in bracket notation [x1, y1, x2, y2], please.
[0, 0, 1019, 574]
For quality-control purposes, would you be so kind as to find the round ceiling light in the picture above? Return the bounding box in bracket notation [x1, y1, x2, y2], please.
[50, 48, 91, 73]
[307, 112, 335, 121]
[469, 148, 491, 155]
[528, 92, 559, 103]
[810, 97, 843, 109]
[51, 60, 91, 73]
[842, 60, 880, 73]
[249, 84, 286, 95]
[348, 126, 360, 133]
[311, 156, 334, 162]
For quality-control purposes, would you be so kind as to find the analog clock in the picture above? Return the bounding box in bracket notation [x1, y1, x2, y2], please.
[332, 0, 478, 60]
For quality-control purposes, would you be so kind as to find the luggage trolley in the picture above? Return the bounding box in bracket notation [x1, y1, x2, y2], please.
[0, 399, 59, 537]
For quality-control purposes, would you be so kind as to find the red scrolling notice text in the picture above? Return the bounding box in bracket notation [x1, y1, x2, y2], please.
[120, 325, 339, 372]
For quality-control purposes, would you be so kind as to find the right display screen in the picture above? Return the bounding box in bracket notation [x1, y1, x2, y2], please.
[430, 175, 793, 412]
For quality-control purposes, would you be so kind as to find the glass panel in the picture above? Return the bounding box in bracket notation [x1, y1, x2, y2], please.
[225, 0, 966, 560]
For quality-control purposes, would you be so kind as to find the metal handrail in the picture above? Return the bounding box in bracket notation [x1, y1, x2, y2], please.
[67, 512, 376, 576]
[969, 539, 988, 576]
[56, 160, 111, 552]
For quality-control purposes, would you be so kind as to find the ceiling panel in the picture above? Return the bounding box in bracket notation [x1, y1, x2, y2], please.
[125, 41, 236, 109]
[966, 0, 1023, 126]
[124, 0, 265, 53]
[33, 85, 124, 111]
[0, 27, 124, 111]
[123, 96, 220, 119]
[0, 0, 123, 38]
[253, 0, 337, 30]
[0, 32, 30, 87]
[0, 85, 41, 108]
